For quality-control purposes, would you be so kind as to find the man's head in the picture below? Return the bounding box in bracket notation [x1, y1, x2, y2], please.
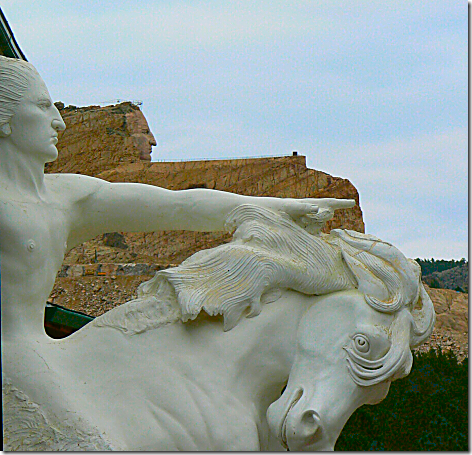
[0, 56, 65, 162]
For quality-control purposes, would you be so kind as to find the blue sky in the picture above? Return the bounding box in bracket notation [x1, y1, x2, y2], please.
[1, 0, 467, 259]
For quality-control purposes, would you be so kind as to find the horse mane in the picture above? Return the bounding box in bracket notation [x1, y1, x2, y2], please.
[93, 205, 433, 354]
[328, 229, 436, 386]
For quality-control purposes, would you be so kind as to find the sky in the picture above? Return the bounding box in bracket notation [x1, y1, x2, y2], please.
[1, 0, 467, 260]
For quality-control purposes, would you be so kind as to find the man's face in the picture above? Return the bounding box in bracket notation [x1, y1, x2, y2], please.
[7, 72, 66, 162]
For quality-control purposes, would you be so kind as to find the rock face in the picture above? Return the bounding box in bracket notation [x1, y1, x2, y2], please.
[414, 285, 468, 361]
[47, 101, 468, 360]
[424, 285, 468, 341]
[69, 155, 363, 266]
[47, 102, 364, 266]
[45, 102, 156, 176]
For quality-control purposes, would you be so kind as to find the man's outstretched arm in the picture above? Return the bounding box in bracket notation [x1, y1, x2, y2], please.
[69, 175, 354, 246]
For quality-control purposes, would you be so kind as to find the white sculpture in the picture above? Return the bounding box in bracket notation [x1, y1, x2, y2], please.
[0, 56, 435, 451]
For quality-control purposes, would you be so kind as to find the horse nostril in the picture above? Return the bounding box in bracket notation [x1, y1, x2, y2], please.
[299, 410, 321, 439]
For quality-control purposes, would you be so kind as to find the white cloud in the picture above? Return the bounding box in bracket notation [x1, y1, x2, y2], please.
[152, 117, 283, 161]
[400, 237, 468, 261]
[304, 127, 468, 199]
[301, 128, 468, 259]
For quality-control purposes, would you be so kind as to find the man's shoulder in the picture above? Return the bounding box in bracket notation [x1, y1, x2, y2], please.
[45, 173, 110, 201]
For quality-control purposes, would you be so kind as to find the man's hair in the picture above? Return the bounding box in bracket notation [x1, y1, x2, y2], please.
[0, 56, 40, 125]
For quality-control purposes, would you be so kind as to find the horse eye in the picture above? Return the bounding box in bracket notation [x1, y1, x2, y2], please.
[353, 335, 370, 353]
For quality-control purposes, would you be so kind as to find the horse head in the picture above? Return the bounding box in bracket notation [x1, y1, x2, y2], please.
[267, 230, 435, 451]
[93, 205, 434, 451]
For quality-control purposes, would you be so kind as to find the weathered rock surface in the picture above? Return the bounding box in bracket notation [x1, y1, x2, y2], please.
[414, 284, 468, 361]
[47, 102, 364, 266]
[65, 154, 364, 265]
[48, 275, 151, 320]
[45, 102, 156, 176]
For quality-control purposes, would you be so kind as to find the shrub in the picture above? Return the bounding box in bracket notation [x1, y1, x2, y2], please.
[335, 349, 468, 451]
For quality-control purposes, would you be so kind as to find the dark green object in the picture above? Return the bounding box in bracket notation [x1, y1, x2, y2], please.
[415, 258, 468, 277]
[45, 303, 94, 338]
[0, 8, 27, 60]
[335, 349, 468, 451]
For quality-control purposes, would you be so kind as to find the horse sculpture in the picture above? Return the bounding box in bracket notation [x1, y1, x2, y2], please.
[3, 204, 434, 451]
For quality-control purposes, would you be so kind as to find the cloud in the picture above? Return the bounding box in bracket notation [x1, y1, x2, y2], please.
[400, 237, 468, 262]
[301, 127, 467, 259]
[360, 196, 468, 260]
[151, 116, 284, 161]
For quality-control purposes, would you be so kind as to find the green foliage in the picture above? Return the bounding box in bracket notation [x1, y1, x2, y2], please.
[335, 350, 468, 451]
[415, 258, 468, 277]
[429, 278, 441, 289]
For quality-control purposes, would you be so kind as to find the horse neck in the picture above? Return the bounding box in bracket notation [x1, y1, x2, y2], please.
[221, 291, 311, 404]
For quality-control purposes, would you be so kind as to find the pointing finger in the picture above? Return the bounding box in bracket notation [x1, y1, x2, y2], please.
[314, 198, 356, 209]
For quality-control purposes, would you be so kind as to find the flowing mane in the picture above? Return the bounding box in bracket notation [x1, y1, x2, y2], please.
[93, 205, 434, 354]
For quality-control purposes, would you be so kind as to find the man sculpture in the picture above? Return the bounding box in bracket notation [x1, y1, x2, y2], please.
[1, 56, 434, 451]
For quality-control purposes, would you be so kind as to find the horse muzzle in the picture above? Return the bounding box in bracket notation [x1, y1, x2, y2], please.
[267, 388, 335, 451]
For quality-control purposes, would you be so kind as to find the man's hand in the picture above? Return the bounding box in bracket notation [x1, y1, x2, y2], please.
[279, 198, 356, 235]
[279, 197, 355, 218]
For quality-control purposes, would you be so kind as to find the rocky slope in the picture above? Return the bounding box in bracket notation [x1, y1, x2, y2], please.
[413, 284, 468, 361]
[423, 264, 469, 293]
[48, 102, 364, 266]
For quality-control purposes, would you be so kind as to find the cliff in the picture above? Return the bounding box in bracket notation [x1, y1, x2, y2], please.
[45, 102, 156, 176]
[414, 285, 468, 361]
[48, 102, 364, 266]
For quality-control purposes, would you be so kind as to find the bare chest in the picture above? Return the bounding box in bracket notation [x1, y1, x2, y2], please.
[0, 197, 70, 279]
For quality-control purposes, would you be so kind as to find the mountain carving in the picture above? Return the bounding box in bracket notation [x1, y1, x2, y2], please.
[48, 102, 364, 266]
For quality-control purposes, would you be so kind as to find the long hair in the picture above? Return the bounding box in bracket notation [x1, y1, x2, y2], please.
[329, 229, 436, 385]
[0, 56, 39, 126]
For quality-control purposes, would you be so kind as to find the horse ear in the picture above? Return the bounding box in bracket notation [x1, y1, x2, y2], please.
[340, 250, 389, 301]
[409, 285, 436, 348]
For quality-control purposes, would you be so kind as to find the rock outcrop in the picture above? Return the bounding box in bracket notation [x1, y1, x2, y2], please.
[48, 102, 364, 266]
[45, 102, 156, 176]
[46, 101, 467, 360]
[414, 284, 468, 361]
[64, 155, 363, 266]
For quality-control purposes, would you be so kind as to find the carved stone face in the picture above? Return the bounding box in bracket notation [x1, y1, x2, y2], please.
[125, 109, 157, 161]
[267, 291, 395, 451]
[7, 72, 66, 162]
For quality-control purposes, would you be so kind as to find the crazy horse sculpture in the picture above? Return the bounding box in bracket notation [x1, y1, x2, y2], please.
[1, 56, 435, 451]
